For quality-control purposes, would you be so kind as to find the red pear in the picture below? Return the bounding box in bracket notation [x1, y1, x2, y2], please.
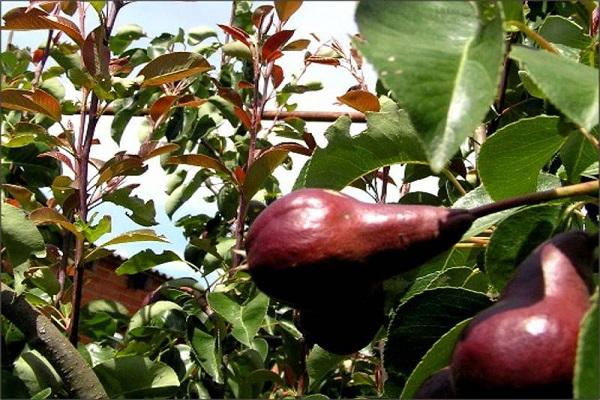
[451, 231, 596, 398]
[246, 188, 473, 309]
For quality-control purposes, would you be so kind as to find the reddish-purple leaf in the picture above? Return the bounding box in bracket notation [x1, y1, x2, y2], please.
[238, 81, 254, 89]
[271, 64, 284, 89]
[38, 151, 74, 172]
[149, 95, 177, 123]
[337, 89, 380, 113]
[234, 106, 253, 130]
[305, 55, 340, 66]
[282, 39, 310, 51]
[274, 0, 303, 23]
[252, 5, 274, 28]
[1, 88, 62, 121]
[82, 26, 110, 78]
[262, 29, 294, 60]
[217, 24, 250, 46]
[2, 7, 84, 46]
[177, 95, 207, 107]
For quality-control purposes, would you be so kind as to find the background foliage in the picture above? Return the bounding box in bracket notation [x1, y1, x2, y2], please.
[1, 1, 598, 399]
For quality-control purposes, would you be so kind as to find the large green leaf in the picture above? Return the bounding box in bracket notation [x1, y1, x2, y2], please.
[93, 356, 179, 399]
[128, 301, 183, 331]
[294, 108, 426, 190]
[356, 1, 504, 172]
[13, 350, 62, 397]
[103, 186, 157, 226]
[574, 291, 599, 400]
[401, 318, 472, 399]
[0, 203, 46, 267]
[207, 292, 269, 348]
[560, 130, 597, 183]
[510, 46, 599, 131]
[538, 15, 590, 50]
[165, 170, 210, 218]
[452, 173, 561, 238]
[484, 204, 563, 292]
[478, 115, 567, 200]
[115, 249, 181, 275]
[306, 345, 346, 392]
[242, 144, 306, 200]
[384, 287, 491, 394]
[188, 325, 223, 384]
[3, 143, 61, 188]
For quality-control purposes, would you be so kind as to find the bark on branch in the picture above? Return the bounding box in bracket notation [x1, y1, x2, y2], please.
[1, 283, 108, 400]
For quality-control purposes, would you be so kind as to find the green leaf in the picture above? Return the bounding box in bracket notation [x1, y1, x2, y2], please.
[242, 144, 302, 200]
[13, 350, 62, 397]
[98, 229, 168, 247]
[207, 292, 269, 348]
[103, 186, 157, 226]
[222, 41, 252, 60]
[574, 291, 599, 400]
[0, 204, 46, 267]
[129, 301, 183, 331]
[29, 207, 84, 240]
[384, 287, 491, 393]
[166, 154, 235, 182]
[82, 299, 130, 322]
[478, 115, 567, 200]
[453, 173, 560, 238]
[90, 1, 106, 13]
[401, 318, 472, 400]
[538, 15, 590, 50]
[81, 343, 117, 368]
[1, 369, 30, 399]
[356, 1, 504, 172]
[306, 345, 346, 392]
[31, 387, 52, 400]
[560, 131, 597, 183]
[2, 184, 43, 211]
[50, 175, 75, 206]
[28, 266, 60, 296]
[510, 46, 599, 131]
[110, 24, 146, 54]
[93, 356, 179, 399]
[138, 52, 212, 87]
[295, 108, 426, 190]
[165, 170, 210, 218]
[187, 26, 217, 45]
[485, 204, 563, 292]
[116, 249, 181, 275]
[75, 215, 111, 243]
[111, 89, 156, 144]
[3, 143, 61, 188]
[188, 325, 223, 384]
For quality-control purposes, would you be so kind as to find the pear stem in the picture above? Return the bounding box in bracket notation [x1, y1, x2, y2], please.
[469, 180, 599, 219]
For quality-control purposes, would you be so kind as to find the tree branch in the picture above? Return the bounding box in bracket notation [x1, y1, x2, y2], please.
[1, 283, 108, 400]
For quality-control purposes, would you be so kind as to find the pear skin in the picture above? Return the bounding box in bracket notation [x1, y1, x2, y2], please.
[451, 231, 596, 398]
[246, 189, 473, 309]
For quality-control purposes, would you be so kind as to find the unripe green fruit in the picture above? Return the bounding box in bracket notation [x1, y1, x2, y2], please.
[246, 188, 474, 310]
[451, 231, 596, 398]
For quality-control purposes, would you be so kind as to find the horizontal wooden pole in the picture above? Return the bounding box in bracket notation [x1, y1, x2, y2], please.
[88, 107, 367, 123]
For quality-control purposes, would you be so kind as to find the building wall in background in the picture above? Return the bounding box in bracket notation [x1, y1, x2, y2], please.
[81, 256, 166, 314]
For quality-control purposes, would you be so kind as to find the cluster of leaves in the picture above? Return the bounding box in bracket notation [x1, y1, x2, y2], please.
[0, 0, 598, 399]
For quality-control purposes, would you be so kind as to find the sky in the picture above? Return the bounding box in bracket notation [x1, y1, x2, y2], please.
[2, 1, 437, 279]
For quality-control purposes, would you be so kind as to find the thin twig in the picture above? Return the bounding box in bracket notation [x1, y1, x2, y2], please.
[470, 180, 599, 219]
[442, 168, 467, 196]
